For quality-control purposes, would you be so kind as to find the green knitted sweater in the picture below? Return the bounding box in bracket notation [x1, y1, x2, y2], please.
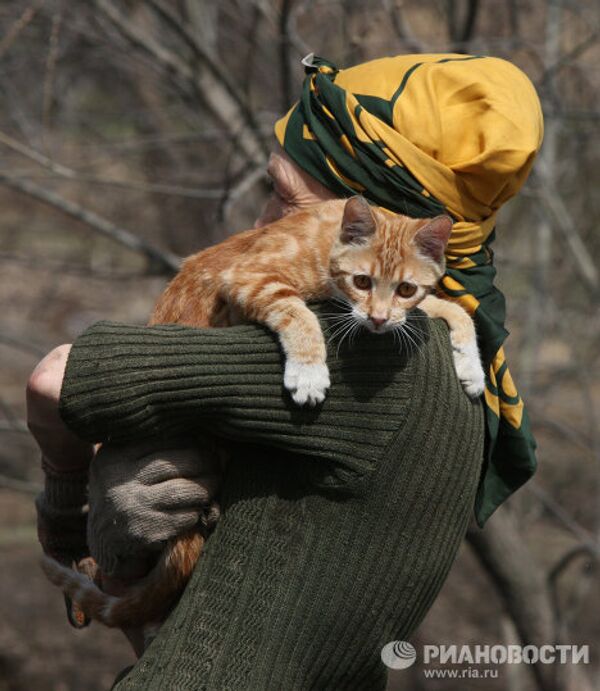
[59, 308, 484, 690]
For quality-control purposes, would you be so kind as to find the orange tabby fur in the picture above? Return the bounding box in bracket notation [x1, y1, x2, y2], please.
[41, 196, 484, 635]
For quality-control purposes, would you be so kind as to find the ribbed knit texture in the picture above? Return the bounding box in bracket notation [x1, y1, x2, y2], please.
[35, 462, 89, 563]
[59, 308, 484, 690]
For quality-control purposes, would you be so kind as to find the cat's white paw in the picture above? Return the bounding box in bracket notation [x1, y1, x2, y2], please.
[452, 340, 485, 398]
[284, 360, 330, 406]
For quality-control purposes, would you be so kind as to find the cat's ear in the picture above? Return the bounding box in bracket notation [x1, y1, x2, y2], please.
[414, 215, 453, 264]
[340, 196, 376, 245]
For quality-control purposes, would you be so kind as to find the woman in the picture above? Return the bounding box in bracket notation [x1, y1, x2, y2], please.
[27, 53, 542, 689]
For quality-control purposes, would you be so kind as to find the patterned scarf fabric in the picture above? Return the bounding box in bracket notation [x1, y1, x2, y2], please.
[275, 53, 544, 525]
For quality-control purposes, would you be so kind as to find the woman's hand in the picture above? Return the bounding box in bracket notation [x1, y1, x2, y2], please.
[87, 441, 221, 580]
[27, 344, 95, 472]
[27, 345, 93, 571]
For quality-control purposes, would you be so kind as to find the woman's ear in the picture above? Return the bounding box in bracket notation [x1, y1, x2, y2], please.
[414, 215, 453, 264]
[267, 152, 296, 200]
[340, 196, 376, 244]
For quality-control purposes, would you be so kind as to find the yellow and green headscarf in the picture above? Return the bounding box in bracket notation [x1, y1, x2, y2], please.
[275, 53, 544, 525]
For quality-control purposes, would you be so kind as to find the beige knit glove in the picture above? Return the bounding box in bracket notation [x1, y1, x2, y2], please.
[87, 439, 221, 580]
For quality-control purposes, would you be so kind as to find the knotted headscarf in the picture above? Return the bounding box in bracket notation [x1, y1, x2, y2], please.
[275, 53, 544, 525]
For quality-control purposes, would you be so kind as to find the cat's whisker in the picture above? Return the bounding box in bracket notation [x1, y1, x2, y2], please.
[323, 315, 357, 337]
[327, 303, 352, 316]
[400, 326, 418, 353]
[395, 326, 409, 355]
[322, 311, 354, 322]
[411, 328, 427, 348]
[399, 322, 424, 355]
[323, 319, 353, 332]
[349, 321, 363, 347]
[393, 322, 420, 356]
[327, 319, 357, 344]
[330, 311, 352, 326]
[406, 318, 427, 342]
[339, 320, 360, 342]
[332, 318, 361, 357]
[328, 294, 352, 307]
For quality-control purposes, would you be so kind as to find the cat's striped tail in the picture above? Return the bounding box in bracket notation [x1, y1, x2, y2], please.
[40, 530, 204, 627]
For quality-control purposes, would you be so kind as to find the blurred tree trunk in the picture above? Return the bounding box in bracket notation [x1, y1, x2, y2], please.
[183, 0, 218, 52]
[467, 510, 566, 691]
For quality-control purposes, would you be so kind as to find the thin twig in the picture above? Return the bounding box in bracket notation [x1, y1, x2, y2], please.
[532, 165, 599, 294]
[0, 251, 163, 280]
[533, 415, 595, 458]
[221, 164, 266, 222]
[0, 128, 229, 199]
[382, 0, 424, 53]
[549, 544, 597, 585]
[253, 0, 311, 61]
[539, 28, 600, 87]
[0, 472, 41, 494]
[145, 0, 266, 156]
[0, 129, 72, 175]
[527, 482, 600, 553]
[0, 4, 41, 60]
[0, 420, 29, 434]
[241, 3, 262, 101]
[448, 0, 480, 52]
[42, 7, 63, 147]
[279, 0, 294, 112]
[0, 173, 181, 275]
[93, 0, 267, 168]
[0, 332, 48, 358]
[548, 544, 598, 643]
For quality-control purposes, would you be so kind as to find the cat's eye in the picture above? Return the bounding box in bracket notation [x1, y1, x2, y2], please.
[396, 282, 417, 298]
[353, 274, 372, 290]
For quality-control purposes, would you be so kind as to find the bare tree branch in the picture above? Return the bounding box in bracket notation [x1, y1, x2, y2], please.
[507, 0, 519, 44]
[467, 510, 566, 691]
[383, 0, 424, 53]
[448, 0, 480, 52]
[145, 0, 265, 155]
[0, 3, 41, 61]
[182, 0, 217, 53]
[253, 0, 311, 59]
[241, 3, 263, 101]
[539, 28, 600, 88]
[34, 173, 228, 200]
[1, 119, 235, 200]
[549, 544, 597, 586]
[0, 250, 157, 280]
[220, 164, 266, 222]
[549, 544, 598, 657]
[42, 7, 62, 147]
[93, 0, 268, 169]
[0, 173, 181, 274]
[0, 420, 29, 434]
[527, 483, 600, 554]
[0, 332, 48, 358]
[0, 472, 41, 494]
[533, 165, 599, 294]
[279, 0, 294, 112]
[0, 129, 73, 176]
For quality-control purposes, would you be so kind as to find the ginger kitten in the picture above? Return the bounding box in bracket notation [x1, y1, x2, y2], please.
[41, 196, 484, 637]
[151, 195, 484, 401]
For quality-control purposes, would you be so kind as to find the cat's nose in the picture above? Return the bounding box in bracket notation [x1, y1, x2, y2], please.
[370, 316, 387, 329]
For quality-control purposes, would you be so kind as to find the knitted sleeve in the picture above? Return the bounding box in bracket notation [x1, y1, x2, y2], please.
[59, 307, 441, 477]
